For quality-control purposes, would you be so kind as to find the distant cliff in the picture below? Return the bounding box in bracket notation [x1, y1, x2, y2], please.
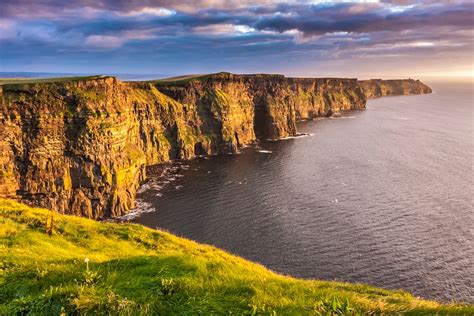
[359, 79, 432, 98]
[0, 73, 431, 218]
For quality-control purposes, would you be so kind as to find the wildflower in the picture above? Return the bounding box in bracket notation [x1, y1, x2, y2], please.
[85, 257, 90, 271]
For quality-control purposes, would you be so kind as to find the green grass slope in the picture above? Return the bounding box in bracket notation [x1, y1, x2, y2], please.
[146, 73, 220, 86]
[0, 199, 472, 315]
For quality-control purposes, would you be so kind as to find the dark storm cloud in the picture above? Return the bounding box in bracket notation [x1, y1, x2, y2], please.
[252, 2, 473, 35]
[0, 0, 279, 17]
[10, 1, 470, 37]
[1, 1, 473, 75]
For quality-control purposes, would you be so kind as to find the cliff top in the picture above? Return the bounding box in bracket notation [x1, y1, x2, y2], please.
[360, 78, 423, 83]
[1, 198, 471, 314]
[0, 75, 111, 86]
[0, 76, 120, 95]
[145, 72, 286, 86]
[145, 72, 361, 87]
[0, 73, 424, 88]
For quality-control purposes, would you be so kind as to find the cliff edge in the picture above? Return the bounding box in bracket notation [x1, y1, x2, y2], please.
[359, 78, 432, 98]
[0, 73, 431, 218]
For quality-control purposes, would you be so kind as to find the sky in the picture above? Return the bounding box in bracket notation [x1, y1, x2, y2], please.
[1, 0, 473, 79]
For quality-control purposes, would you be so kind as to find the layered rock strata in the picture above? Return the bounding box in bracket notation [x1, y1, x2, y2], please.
[0, 73, 431, 218]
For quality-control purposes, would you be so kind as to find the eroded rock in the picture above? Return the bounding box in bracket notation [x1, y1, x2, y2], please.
[0, 74, 431, 218]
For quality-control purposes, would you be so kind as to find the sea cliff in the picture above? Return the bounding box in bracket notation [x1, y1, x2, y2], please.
[359, 78, 432, 98]
[0, 73, 431, 218]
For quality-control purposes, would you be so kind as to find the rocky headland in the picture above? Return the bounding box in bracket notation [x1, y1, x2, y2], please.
[0, 73, 431, 218]
[359, 78, 432, 98]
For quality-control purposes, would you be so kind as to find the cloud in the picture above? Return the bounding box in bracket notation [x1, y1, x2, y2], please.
[84, 30, 158, 49]
[193, 24, 256, 35]
[0, 19, 17, 40]
[1, 0, 473, 77]
[119, 7, 176, 17]
[251, 2, 473, 36]
[85, 35, 126, 49]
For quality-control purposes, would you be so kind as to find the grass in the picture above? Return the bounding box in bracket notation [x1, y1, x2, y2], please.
[0, 75, 108, 86]
[148, 72, 282, 86]
[154, 74, 209, 82]
[0, 74, 210, 87]
[148, 73, 223, 86]
[0, 199, 472, 315]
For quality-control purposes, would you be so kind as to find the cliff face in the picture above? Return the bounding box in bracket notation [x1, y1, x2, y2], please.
[0, 76, 256, 218]
[1, 77, 145, 218]
[158, 73, 366, 139]
[0, 74, 430, 218]
[360, 79, 432, 98]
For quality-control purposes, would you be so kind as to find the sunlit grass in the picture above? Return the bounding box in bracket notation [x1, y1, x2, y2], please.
[1, 198, 472, 315]
[0, 76, 107, 86]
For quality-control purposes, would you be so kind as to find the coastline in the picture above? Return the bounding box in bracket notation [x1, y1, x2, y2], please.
[0, 73, 431, 219]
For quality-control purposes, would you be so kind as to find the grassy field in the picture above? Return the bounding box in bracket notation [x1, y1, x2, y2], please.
[154, 74, 208, 82]
[0, 76, 107, 86]
[0, 199, 472, 315]
[146, 73, 219, 86]
[0, 74, 213, 87]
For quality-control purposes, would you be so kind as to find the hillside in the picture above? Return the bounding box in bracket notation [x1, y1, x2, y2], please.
[0, 199, 471, 315]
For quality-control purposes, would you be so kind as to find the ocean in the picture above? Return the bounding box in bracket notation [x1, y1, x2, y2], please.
[130, 81, 474, 303]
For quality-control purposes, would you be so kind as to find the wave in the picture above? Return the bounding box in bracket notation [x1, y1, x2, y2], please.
[118, 200, 156, 221]
[120, 161, 189, 220]
[266, 133, 314, 142]
[329, 116, 356, 119]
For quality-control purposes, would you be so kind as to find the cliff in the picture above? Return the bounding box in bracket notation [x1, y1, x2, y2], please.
[154, 73, 366, 139]
[0, 74, 430, 218]
[360, 79, 432, 98]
